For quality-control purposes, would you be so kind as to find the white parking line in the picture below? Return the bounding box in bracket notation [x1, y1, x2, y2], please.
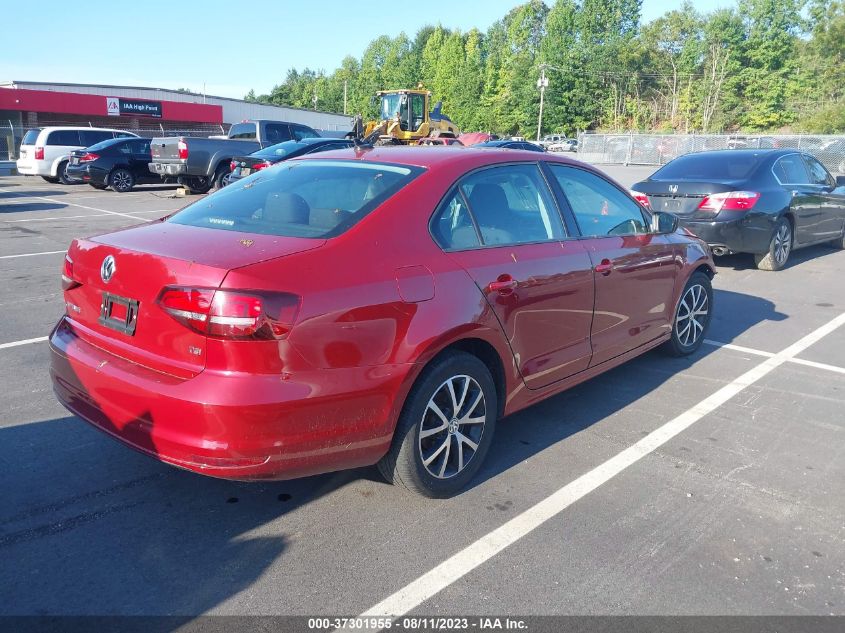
[0, 336, 48, 350]
[352, 313, 845, 624]
[0, 250, 66, 260]
[704, 338, 845, 374]
[18, 194, 140, 220]
[3, 209, 170, 223]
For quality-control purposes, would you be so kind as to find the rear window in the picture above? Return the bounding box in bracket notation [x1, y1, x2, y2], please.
[229, 123, 257, 139]
[254, 141, 303, 159]
[168, 160, 424, 238]
[80, 130, 114, 146]
[21, 129, 40, 145]
[653, 153, 758, 180]
[46, 130, 81, 146]
[84, 138, 125, 152]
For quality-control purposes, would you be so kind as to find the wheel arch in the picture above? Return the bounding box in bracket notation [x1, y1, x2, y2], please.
[433, 338, 507, 420]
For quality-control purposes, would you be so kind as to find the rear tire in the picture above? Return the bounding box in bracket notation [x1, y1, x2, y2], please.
[57, 161, 73, 185]
[213, 164, 230, 190]
[41, 176, 59, 184]
[828, 229, 845, 250]
[377, 351, 497, 498]
[662, 271, 713, 357]
[89, 183, 107, 190]
[109, 168, 135, 193]
[185, 176, 211, 195]
[754, 217, 792, 271]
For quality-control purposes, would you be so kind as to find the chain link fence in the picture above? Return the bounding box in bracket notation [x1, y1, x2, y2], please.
[577, 133, 845, 175]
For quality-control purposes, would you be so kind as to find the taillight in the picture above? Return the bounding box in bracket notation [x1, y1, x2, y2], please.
[157, 287, 300, 340]
[34, 147, 45, 160]
[177, 139, 189, 160]
[229, 160, 237, 172]
[61, 255, 81, 290]
[698, 191, 760, 213]
[252, 161, 272, 172]
[79, 152, 99, 163]
[630, 190, 651, 209]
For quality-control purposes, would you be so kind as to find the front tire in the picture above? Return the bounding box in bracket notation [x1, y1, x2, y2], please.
[41, 175, 59, 184]
[662, 271, 713, 357]
[754, 217, 792, 271]
[213, 164, 230, 190]
[109, 168, 135, 193]
[89, 183, 107, 190]
[378, 351, 497, 498]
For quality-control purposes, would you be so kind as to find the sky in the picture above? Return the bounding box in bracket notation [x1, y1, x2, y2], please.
[2, 0, 733, 100]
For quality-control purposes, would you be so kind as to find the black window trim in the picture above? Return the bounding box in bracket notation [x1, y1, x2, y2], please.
[428, 160, 571, 252]
[544, 162, 653, 239]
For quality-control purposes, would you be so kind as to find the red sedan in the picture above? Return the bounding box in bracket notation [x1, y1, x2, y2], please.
[50, 147, 715, 497]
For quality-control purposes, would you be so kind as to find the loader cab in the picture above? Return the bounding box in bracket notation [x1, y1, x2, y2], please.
[379, 91, 427, 132]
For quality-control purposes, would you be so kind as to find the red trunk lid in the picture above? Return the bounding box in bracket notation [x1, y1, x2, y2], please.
[64, 221, 324, 378]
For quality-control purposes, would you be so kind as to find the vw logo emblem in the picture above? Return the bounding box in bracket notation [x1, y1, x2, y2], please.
[100, 255, 116, 283]
[668, 184, 679, 194]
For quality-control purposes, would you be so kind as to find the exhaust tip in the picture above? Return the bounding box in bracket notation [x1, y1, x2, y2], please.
[710, 246, 730, 257]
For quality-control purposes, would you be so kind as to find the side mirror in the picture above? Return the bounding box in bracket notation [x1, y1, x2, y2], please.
[836, 175, 845, 187]
[651, 211, 679, 234]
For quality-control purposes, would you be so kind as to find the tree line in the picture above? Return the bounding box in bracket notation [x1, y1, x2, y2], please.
[244, 0, 845, 136]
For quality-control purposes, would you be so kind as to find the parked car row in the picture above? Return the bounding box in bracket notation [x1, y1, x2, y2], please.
[16, 127, 138, 184]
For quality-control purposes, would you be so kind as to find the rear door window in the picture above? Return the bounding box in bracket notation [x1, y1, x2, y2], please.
[456, 164, 565, 246]
[772, 155, 810, 185]
[264, 124, 292, 143]
[46, 130, 81, 146]
[431, 189, 481, 250]
[168, 160, 423, 238]
[550, 165, 649, 237]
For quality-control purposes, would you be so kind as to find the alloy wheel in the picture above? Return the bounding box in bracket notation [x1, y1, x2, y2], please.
[113, 171, 132, 191]
[774, 223, 791, 266]
[675, 283, 709, 347]
[418, 375, 487, 479]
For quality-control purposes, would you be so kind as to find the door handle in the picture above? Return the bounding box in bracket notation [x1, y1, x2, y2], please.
[488, 276, 518, 293]
[595, 259, 613, 276]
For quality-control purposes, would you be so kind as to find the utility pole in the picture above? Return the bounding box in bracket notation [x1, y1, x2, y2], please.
[343, 80, 348, 115]
[536, 64, 549, 142]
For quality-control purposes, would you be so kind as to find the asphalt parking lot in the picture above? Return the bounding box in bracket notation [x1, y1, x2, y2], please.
[1, 167, 843, 620]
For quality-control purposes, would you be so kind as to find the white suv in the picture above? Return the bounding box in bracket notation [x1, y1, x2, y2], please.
[17, 127, 138, 184]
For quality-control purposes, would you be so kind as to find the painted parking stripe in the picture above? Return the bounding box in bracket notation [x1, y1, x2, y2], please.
[3, 209, 171, 223]
[0, 336, 49, 350]
[19, 194, 140, 220]
[350, 313, 845, 625]
[0, 250, 66, 260]
[704, 338, 845, 374]
[703, 339, 775, 358]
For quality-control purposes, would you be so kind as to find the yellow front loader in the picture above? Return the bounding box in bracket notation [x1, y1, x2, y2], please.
[349, 88, 460, 145]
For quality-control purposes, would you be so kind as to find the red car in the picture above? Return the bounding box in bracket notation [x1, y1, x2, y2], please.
[50, 147, 715, 497]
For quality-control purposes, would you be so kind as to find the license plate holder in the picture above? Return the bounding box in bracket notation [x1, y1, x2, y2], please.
[241, 167, 251, 176]
[662, 198, 682, 211]
[99, 292, 139, 336]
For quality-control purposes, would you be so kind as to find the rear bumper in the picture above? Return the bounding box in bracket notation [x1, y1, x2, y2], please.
[149, 162, 187, 176]
[49, 317, 406, 480]
[66, 164, 107, 185]
[15, 159, 43, 176]
[679, 217, 772, 255]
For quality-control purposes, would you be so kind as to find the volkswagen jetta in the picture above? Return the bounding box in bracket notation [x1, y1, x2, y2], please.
[50, 147, 714, 497]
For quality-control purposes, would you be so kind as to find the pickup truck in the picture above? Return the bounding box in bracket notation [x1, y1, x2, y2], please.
[148, 119, 321, 193]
